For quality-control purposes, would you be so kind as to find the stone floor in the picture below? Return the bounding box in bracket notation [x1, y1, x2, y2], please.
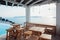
[52, 35, 60, 40]
[0, 35, 60, 40]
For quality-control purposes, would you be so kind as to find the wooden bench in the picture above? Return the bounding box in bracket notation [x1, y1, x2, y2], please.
[39, 34, 52, 40]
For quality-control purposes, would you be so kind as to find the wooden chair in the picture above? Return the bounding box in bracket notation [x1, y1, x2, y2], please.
[39, 34, 52, 40]
[25, 35, 39, 40]
[12, 24, 20, 29]
[44, 27, 55, 35]
[6, 25, 24, 40]
[6, 29, 16, 40]
[6, 28, 22, 40]
[16, 29, 23, 40]
[24, 31, 32, 38]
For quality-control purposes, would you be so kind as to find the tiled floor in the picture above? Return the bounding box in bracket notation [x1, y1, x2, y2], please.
[52, 35, 60, 40]
[0, 35, 60, 40]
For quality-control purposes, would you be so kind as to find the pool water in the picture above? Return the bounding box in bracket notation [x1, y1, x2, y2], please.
[0, 23, 11, 35]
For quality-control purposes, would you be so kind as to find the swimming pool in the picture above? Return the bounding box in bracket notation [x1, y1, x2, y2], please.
[0, 23, 11, 35]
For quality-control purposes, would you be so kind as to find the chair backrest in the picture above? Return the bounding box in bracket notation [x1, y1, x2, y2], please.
[7, 29, 14, 36]
[12, 24, 20, 29]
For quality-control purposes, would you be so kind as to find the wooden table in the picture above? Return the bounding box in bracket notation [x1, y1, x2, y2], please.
[29, 27, 45, 36]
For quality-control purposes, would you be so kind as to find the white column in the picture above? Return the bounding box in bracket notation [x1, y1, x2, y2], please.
[56, 2, 60, 35]
[26, 6, 30, 22]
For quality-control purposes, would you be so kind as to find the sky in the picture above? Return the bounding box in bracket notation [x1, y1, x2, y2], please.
[0, 5, 26, 17]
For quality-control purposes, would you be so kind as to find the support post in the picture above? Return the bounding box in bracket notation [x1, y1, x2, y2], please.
[56, 2, 60, 35]
[26, 6, 30, 22]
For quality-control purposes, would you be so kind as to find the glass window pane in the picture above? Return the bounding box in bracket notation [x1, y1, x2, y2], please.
[30, 3, 56, 25]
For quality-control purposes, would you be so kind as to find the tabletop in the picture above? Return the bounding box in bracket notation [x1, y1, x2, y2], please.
[29, 27, 45, 33]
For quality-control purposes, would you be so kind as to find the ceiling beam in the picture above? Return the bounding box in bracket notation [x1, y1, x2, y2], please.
[25, 0, 33, 5]
[30, 0, 42, 5]
[17, 0, 24, 6]
[19, 0, 24, 5]
[12, 3, 14, 6]
[6, 1, 8, 6]
[4, 0, 18, 4]
[17, 4, 22, 6]
[29, 0, 47, 6]
[12, 0, 16, 6]
[4, 0, 22, 6]
[12, 0, 15, 6]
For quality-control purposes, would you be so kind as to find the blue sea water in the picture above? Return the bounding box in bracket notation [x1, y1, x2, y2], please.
[0, 16, 56, 35]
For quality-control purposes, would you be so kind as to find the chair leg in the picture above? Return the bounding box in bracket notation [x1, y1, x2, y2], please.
[6, 36, 10, 40]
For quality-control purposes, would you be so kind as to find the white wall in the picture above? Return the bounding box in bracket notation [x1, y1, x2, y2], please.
[56, 3, 60, 35]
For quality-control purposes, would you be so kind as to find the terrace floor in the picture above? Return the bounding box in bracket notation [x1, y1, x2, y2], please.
[0, 34, 60, 40]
